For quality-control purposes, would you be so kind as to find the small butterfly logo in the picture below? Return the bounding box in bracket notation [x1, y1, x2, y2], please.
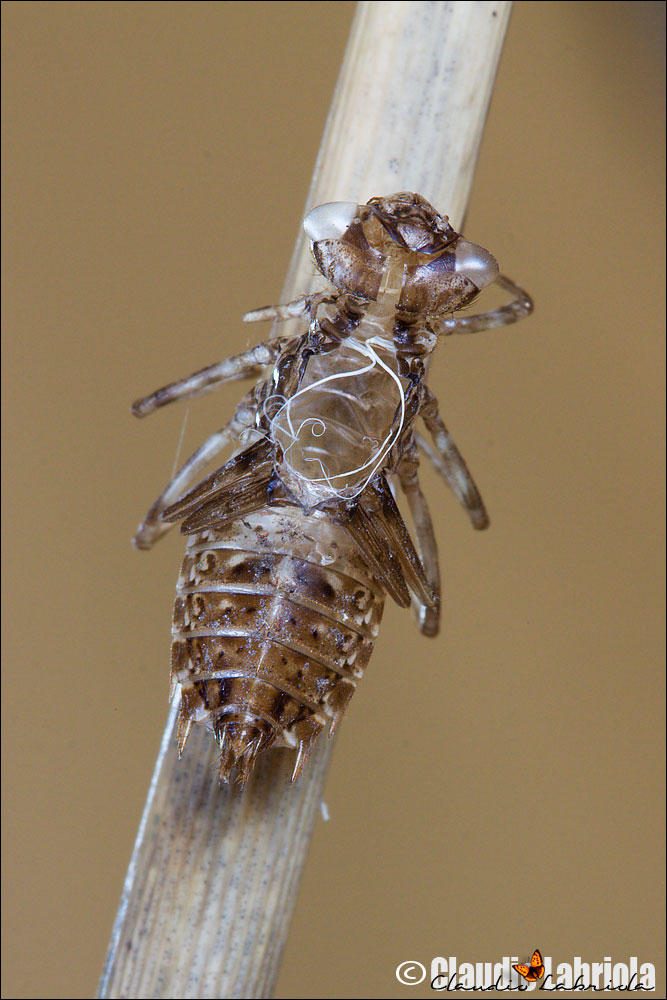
[514, 949, 545, 982]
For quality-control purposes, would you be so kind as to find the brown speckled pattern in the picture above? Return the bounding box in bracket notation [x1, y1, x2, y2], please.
[171, 506, 384, 782]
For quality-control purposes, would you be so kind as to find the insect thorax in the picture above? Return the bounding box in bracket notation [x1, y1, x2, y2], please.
[270, 195, 502, 508]
[269, 302, 408, 506]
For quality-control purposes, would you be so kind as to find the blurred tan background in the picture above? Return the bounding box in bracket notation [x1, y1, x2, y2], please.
[2, 2, 665, 998]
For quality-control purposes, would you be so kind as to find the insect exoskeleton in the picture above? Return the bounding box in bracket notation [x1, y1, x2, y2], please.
[133, 192, 533, 786]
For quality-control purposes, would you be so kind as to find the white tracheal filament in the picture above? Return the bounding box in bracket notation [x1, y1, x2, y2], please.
[268, 336, 406, 505]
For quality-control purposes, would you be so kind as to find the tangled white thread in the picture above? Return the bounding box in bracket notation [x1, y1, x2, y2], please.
[268, 336, 406, 501]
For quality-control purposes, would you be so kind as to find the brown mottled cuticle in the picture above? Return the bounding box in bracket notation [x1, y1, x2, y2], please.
[170, 509, 384, 784]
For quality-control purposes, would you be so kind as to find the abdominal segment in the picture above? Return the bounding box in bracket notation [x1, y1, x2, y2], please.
[170, 506, 384, 784]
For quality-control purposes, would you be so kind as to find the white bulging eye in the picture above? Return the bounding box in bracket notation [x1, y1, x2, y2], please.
[454, 240, 500, 289]
[303, 202, 358, 242]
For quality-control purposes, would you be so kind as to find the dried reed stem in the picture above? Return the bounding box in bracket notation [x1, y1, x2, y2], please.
[98, 3, 513, 997]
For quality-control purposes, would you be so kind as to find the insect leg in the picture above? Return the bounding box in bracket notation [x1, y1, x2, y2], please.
[428, 274, 533, 337]
[419, 387, 489, 530]
[133, 389, 260, 550]
[243, 292, 332, 325]
[396, 443, 442, 637]
[131, 337, 291, 418]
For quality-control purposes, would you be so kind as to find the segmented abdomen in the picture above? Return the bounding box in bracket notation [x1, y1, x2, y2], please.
[170, 505, 384, 784]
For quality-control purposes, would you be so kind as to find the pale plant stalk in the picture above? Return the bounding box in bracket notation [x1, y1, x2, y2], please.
[98, 3, 513, 997]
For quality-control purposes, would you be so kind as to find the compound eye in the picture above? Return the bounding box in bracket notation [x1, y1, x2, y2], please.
[303, 201, 359, 242]
[454, 239, 500, 289]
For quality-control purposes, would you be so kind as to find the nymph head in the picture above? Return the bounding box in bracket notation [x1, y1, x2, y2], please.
[304, 192, 499, 313]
